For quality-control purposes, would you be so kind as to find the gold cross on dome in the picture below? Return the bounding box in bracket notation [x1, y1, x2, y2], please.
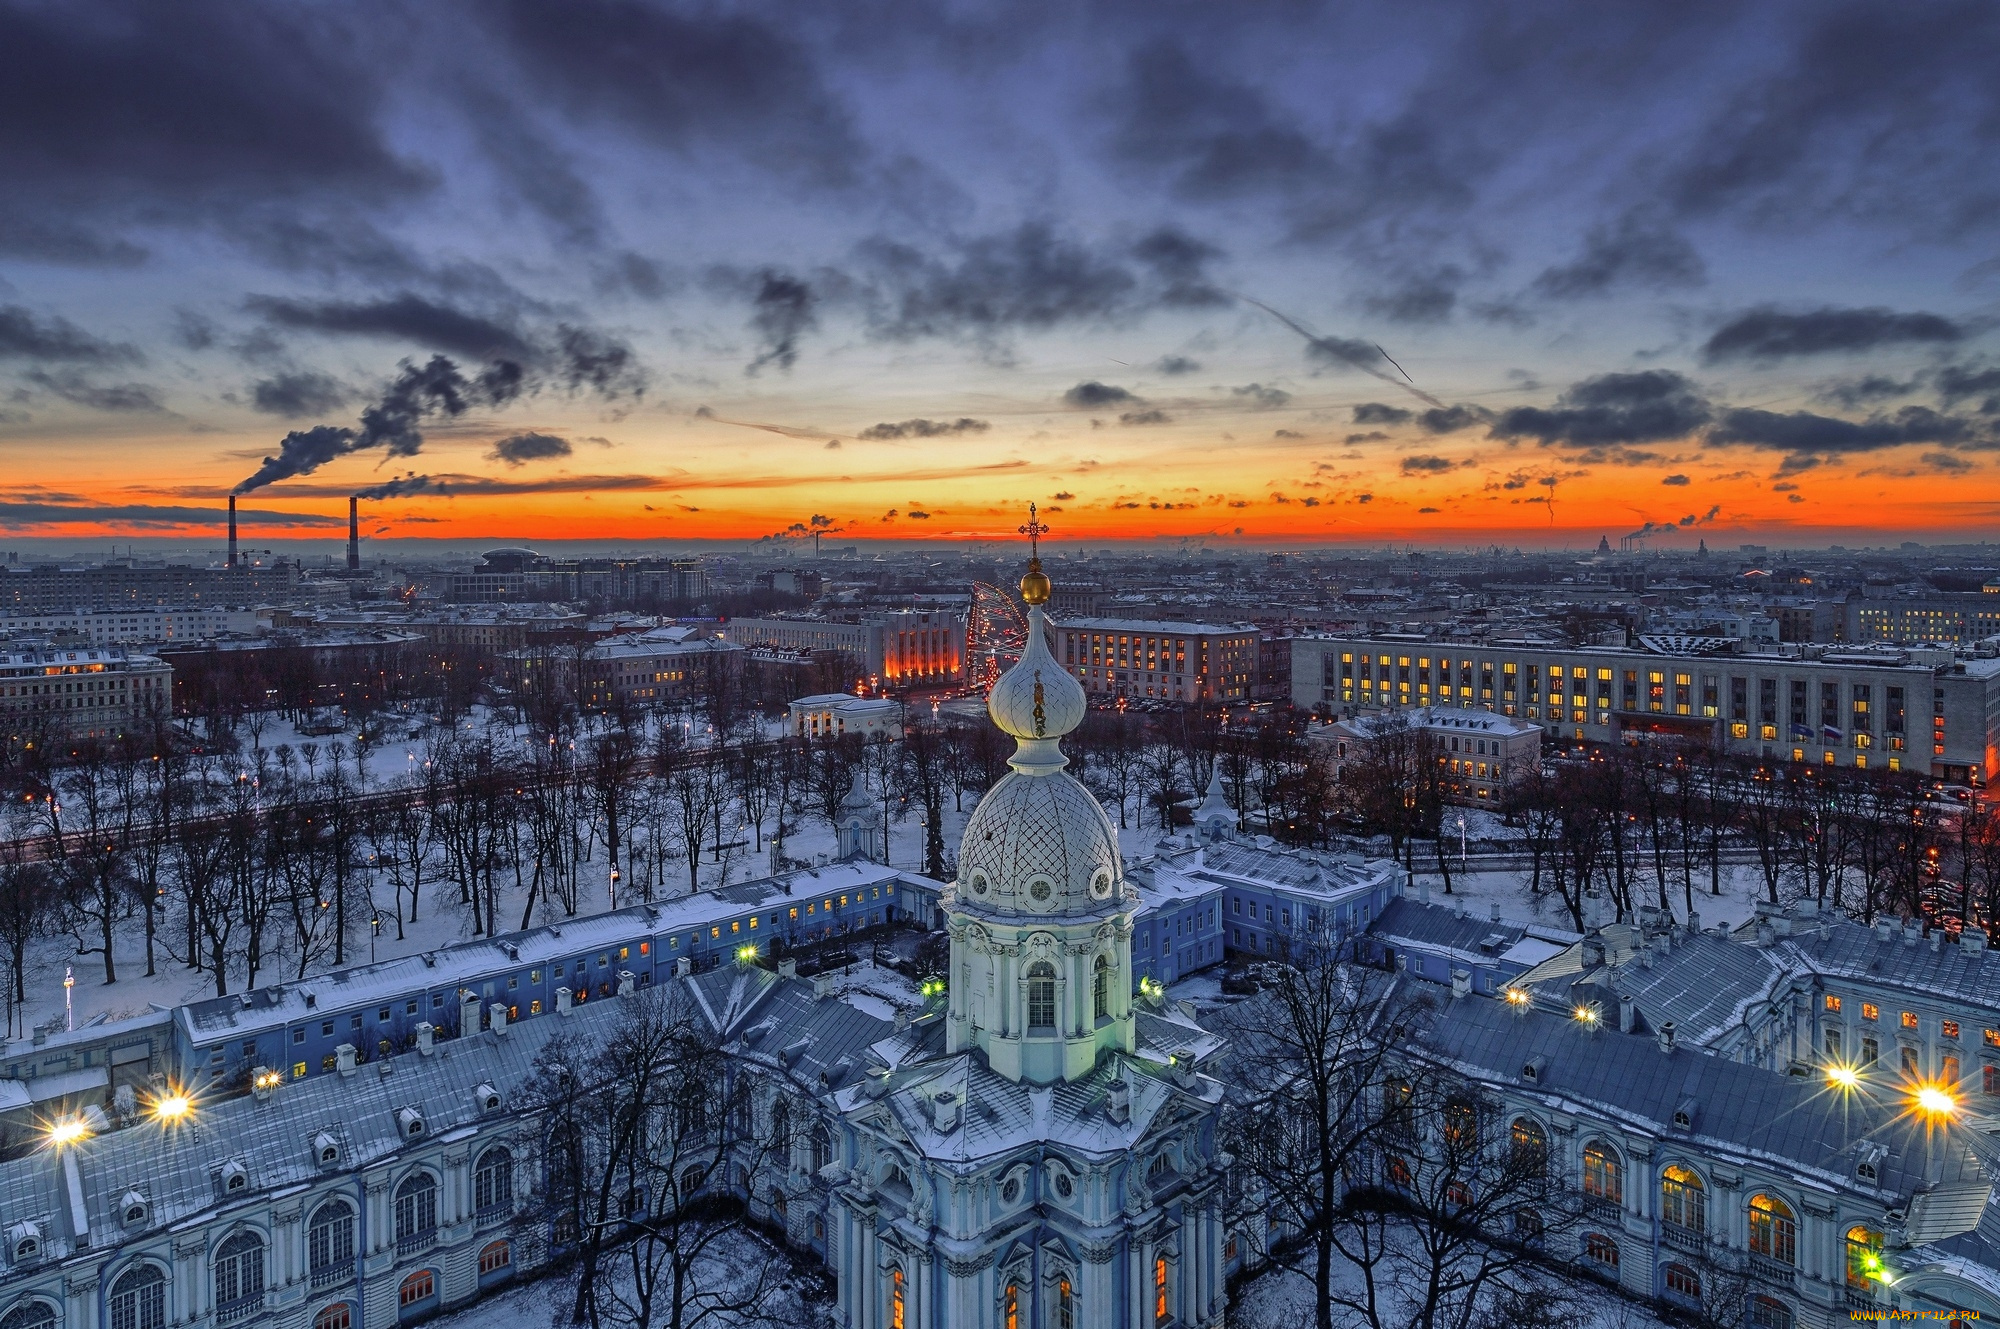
[1018, 502, 1050, 557]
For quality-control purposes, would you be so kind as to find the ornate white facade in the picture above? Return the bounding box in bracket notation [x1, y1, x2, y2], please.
[824, 557, 1228, 1328]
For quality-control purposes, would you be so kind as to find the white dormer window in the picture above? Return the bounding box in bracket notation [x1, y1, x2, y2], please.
[9, 1222, 42, 1263]
[474, 1083, 501, 1113]
[313, 1131, 341, 1166]
[396, 1107, 426, 1139]
[220, 1160, 250, 1193]
[120, 1190, 148, 1228]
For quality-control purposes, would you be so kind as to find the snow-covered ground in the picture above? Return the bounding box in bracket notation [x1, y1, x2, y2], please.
[1231, 1260, 1669, 1329]
[420, 1225, 835, 1329]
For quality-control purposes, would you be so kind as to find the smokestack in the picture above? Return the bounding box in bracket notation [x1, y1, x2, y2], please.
[346, 497, 360, 572]
[227, 495, 238, 568]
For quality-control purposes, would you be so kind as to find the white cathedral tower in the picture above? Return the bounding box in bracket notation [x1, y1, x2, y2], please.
[943, 539, 1138, 1083]
[823, 514, 1228, 1329]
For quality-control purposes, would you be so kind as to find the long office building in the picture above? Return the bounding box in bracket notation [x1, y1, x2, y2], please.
[0, 562, 294, 612]
[722, 609, 965, 687]
[0, 607, 256, 647]
[1291, 633, 2000, 783]
[1051, 617, 1259, 705]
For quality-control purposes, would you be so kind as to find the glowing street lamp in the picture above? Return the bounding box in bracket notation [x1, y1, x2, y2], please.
[152, 1092, 192, 1124]
[1503, 987, 1530, 1007]
[735, 943, 759, 964]
[1914, 1084, 1957, 1120]
[45, 1118, 90, 1149]
[1826, 1064, 1861, 1091]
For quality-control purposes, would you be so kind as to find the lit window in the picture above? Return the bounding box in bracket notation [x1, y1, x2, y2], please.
[1861, 1003, 1879, 1022]
[1824, 995, 1841, 1013]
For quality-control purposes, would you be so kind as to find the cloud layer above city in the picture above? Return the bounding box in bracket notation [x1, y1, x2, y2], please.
[2, 0, 1999, 547]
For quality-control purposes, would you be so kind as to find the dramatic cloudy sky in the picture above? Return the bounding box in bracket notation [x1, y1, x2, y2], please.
[3, 0, 1999, 549]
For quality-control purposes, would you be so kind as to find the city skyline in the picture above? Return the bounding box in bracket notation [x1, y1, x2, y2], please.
[2, 2, 1998, 548]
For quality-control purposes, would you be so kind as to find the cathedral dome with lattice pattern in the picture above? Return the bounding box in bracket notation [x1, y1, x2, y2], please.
[956, 768, 1123, 918]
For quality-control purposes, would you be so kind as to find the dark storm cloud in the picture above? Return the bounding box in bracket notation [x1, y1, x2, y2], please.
[746, 271, 816, 374]
[0, 1, 425, 264]
[1353, 403, 1413, 426]
[245, 295, 645, 398]
[1230, 384, 1290, 409]
[1119, 409, 1171, 426]
[246, 294, 534, 361]
[851, 223, 1223, 350]
[1491, 370, 1712, 446]
[251, 371, 350, 418]
[1531, 212, 1705, 298]
[1662, 474, 1690, 485]
[1064, 382, 1139, 408]
[552, 325, 646, 397]
[1154, 355, 1201, 376]
[489, 0, 863, 185]
[1812, 374, 1923, 410]
[857, 418, 990, 440]
[1938, 364, 2000, 415]
[0, 499, 342, 529]
[1112, 38, 1323, 200]
[1130, 228, 1228, 308]
[487, 431, 573, 467]
[0, 307, 138, 363]
[1419, 405, 1490, 434]
[1702, 305, 1964, 363]
[1667, 2, 2000, 233]
[1364, 267, 1466, 324]
[1400, 455, 1456, 475]
[23, 370, 165, 413]
[1707, 405, 1980, 457]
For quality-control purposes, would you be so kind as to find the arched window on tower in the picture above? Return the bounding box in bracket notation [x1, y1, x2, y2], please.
[1026, 963, 1056, 1031]
[1093, 955, 1110, 1021]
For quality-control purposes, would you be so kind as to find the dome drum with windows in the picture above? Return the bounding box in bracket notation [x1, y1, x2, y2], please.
[944, 520, 1139, 1084]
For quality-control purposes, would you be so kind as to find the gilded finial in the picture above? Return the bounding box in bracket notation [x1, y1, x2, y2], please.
[1018, 502, 1052, 605]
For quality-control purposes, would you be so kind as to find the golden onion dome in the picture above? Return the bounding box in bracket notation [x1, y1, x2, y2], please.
[1019, 557, 1051, 606]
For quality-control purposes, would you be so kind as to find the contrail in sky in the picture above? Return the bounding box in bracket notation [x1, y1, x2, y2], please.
[1233, 294, 1444, 408]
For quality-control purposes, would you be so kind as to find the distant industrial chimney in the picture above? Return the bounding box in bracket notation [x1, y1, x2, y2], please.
[347, 497, 360, 572]
[227, 495, 238, 568]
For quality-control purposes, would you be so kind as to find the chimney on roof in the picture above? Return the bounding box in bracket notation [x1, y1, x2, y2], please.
[459, 988, 482, 1036]
[1964, 927, 1988, 956]
[489, 1002, 509, 1035]
[1451, 969, 1471, 999]
[1619, 994, 1637, 1033]
[415, 1022, 434, 1055]
[1656, 1021, 1676, 1056]
[346, 496, 360, 572]
[335, 1043, 357, 1076]
[227, 495, 238, 568]
[1107, 1077, 1131, 1125]
[555, 987, 573, 1016]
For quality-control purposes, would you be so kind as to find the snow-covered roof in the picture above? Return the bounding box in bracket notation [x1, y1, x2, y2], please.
[176, 861, 931, 1045]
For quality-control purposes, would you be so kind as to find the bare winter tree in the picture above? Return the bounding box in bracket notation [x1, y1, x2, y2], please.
[521, 985, 789, 1329]
[1220, 923, 1439, 1329]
